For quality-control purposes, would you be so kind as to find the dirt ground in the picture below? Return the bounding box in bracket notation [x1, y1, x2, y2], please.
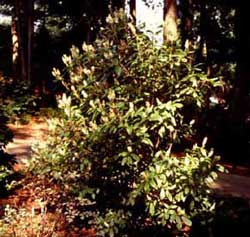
[6, 118, 48, 171]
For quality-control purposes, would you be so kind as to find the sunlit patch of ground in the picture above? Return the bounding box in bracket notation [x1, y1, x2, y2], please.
[6, 117, 48, 170]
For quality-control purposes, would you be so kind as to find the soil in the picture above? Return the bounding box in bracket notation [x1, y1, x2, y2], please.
[6, 117, 48, 170]
[1, 117, 49, 210]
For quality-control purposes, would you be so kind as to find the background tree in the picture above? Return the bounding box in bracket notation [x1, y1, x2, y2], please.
[163, 0, 178, 42]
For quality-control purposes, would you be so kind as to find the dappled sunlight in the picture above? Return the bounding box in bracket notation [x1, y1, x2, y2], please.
[211, 173, 250, 199]
[6, 120, 48, 165]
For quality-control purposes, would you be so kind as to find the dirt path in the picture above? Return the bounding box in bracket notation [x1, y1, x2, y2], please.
[5, 119, 250, 199]
[6, 118, 48, 170]
[211, 172, 250, 199]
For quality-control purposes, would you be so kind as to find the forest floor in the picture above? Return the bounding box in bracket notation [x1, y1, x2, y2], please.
[6, 117, 48, 171]
[5, 118, 250, 199]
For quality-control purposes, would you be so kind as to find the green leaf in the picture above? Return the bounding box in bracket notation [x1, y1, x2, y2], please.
[149, 202, 155, 216]
[181, 216, 192, 227]
[216, 164, 226, 173]
[160, 174, 167, 183]
[114, 65, 122, 76]
[175, 103, 183, 109]
[158, 126, 166, 138]
[210, 171, 218, 180]
[126, 126, 133, 135]
[160, 188, 165, 200]
[138, 126, 148, 135]
[144, 182, 150, 192]
[155, 151, 162, 159]
[206, 176, 214, 184]
[150, 178, 157, 189]
[184, 187, 189, 195]
[131, 153, 139, 162]
[150, 112, 162, 122]
[165, 190, 173, 201]
[167, 125, 175, 133]
[189, 201, 195, 210]
[176, 216, 182, 230]
[201, 148, 207, 157]
[142, 137, 153, 147]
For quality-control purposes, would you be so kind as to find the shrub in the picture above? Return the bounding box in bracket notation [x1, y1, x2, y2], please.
[28, 10, 223, 236]
[0, 109, 14, 190]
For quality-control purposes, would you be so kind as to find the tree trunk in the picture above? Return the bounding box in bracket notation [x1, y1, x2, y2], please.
[232, 3, 250, 122]
[14, 0, 27, 82]
[27, 0, 34, 86]
[163, 0, 178, 42]
[195, 0, 212, 75]
[180, 0, 193, 49]
[225, 2, 250, 163]
[11, 14, 18, 79]
[12, 0, 34, 86]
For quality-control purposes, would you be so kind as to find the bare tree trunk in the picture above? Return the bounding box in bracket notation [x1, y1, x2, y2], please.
[196, 0, 211, 75]
[11, 15, 18, 79]
[14, 0, 27, 82]
[163, 0, 178, 42]
[222, 3, 250, 163]
[27, 0, 34, 86]
[232, 4, 250, 123]
[180, 0, 193, 50]
[12, 0, 34, 85]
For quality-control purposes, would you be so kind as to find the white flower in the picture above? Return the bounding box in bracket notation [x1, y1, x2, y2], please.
[83, 68, 91, 75]
[82, 42, 95, 52]
[62, 54, 72, 66]
[106, 15, 114, 24]
[52, 68, 61, 77]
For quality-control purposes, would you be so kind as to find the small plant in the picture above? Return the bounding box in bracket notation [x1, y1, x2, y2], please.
[29, 9, 224, 236]
[0, 204, 59, 237]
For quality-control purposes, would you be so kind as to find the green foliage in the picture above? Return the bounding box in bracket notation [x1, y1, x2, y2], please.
[0, 110, 13, 147]
[0, 75, 40, 124]
[29, 10, 223, 236]
[0, 109, 14, 188]
[0, 78, 15, 188]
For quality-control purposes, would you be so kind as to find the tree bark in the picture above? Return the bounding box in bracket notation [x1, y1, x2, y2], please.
[14, 0, 27, 82]
[232, 3, 250, 122]
[224, 2, 250, 162]
[163, 0, 178, 42]
[12, 0, 34, 85]
[11, 14, 18, 79]
[180, 0, 193, 49]
[195, 0, 213, 75]
[27, 0, 34, 86]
